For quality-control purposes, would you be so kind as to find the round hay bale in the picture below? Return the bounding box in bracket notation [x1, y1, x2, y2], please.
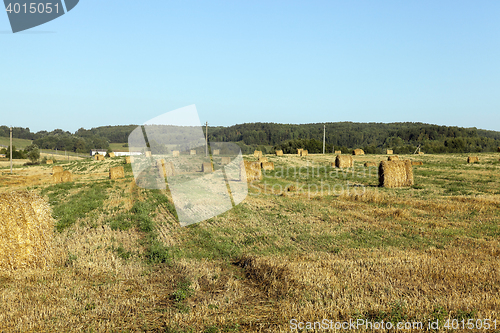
[213, 149, 220, 155]
[109, 166, 125, 179]
[202, 162, 213, 173]
[221, 157, 231, 165]
[108, 152, 116, 158]
[364, 162, 377, 167]
[52, 172, 63, 184]
[95, 154, 105, 161]
[261, 162, 274, 170]
[244, 161, 262, 181]
[0, 191, 54, 270]
[353, 149, 365, 155]
[296, 149, 303, 156]
[334, 150, 341, 154]
[190, 150, 196, 156]
[335, 155, 353, 168]
[275, 150, 284, 156]
[379, 160, 414, 188]
[258, 157, 268, 163]
[412, 161, 423, 166]
[125, 156, 132, 164]
[145, 151, 152, 157]
[62, 171, 73, 182]
[253, 150, 263, 159]
[172, 150, 180, 157]
[52, 166, 63, 174]
[388, 156, 399, 161]
[386, 150, 393, 155]
[301, 150, 308, 157]
[467, 156, 479, 163]
[45, 160, 53, 165]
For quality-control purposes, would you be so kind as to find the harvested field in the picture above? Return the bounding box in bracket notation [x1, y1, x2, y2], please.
[379, 160, 414, 188]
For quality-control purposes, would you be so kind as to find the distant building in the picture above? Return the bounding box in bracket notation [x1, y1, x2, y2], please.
[90, 149, 142, 157]
[90, 149, 107, 157]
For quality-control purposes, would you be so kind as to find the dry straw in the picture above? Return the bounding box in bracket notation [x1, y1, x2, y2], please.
[172, 150, 180, 157]
[190, 150, 196, 155]
[125, 156, 133, 164]
[388, 156, 399, 161]
[261, 162, 274, 170]
[253, 150, 263, 159]
[221, 157, 231, 165]
[62, 171, 73, 183]
[379, 160, 414, 188]
[418, 152, 425, 155]
[145, 151, 152, 157]
[46, 160, 53, 165]
[213, 149, 220, 155]
[275, 150, 284, 156]
[0, 191, 54, 270]
[108, 152, 115, 158]
[467, 156, 479, 163]
[202, 162, 213, 173]
[52, 172, 63, 183]
[95, 154, 105, 161]
[353, 149, 364, 155]
[52, 166, 63, 174]
[301, 150, 308, 156]
[335, 155, 353, 168]
[109, 166, 125, 179]
[297, 148, 303, 156]
[244, 161, 262, 181]
[412, 161, 423, 166]
[364, 162, 377, 167]
[386, 149, 393, 155]
[259, 157, 268, 163]
[334, 150, 341, 154]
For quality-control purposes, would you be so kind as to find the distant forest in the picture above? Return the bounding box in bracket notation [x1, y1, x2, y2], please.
[1, 122, 499, 155]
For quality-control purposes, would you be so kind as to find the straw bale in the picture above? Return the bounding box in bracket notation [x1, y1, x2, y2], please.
[109, 166, 125, 180]
[301, 150, 308, 156]
[467, 156, 479, 163]
[52, 172, 63, 183]
[353, 149, 365, 155]
[125, 156, 133, 164]
[221, 157, 231, 165]
[190, 150, 196, 155]
[364, 162, 377, 167]
[213, 149, 220, 155]
[0, 191, 54, 269]
[379, 160, 414, 188]
[95, 154, 105, 161]
[254, 150, 263, 159]
[418, 152, 425, 155]
[62, 171, 73, 183]
[108, 152, 115, 158]
[202, 162, 213, 173]
[275, 150, 283, 156]
[388, 156, 399, 161]
[259, 157, 268, 163]
[46, 160, 53, 165]
[261, 162, 274, 170]
[173, 150, 180, 157]
[386, 150, 393, 155]
[297, 149, 303, 156]
[335, 155, 353, 168]
[334, 151, 341, 154]
[244, 161, 262, 182]
[52, 166, 63, 174]
[412, 161, 423, 166]
[145, 151, 152, 157]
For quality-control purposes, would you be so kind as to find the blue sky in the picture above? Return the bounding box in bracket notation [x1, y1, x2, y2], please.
[1, 1, 499, 133]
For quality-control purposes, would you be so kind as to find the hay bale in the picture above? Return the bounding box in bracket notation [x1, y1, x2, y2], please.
[297, 149, 303, 156]
[253, 150, 263, 159]
[109, 166, 125, 180]
[125, 156, 133, 164]
[52, 172, 63, 183]
[108, 152, 115, 158]
[221, 157, 231, 165]
[62, 171, 73, 182]
[46, 160, 53, 165]
[259, 157, 268, 163]
[386, 150, 393, 155]
[301, 150, 308, 157]
[213, 149, 220, 155]
[261, 162, 274, 170]
[353, 149, 365, 155]
[418, 152, 425, 155]
[0, 191, 54, 269]
[173, 150, 180, 157]
[202, 162, 213, 173]
[334, 151, 341, 154]
[467, 156, 479, 163]
[388, 156, 399, 161]
[52, 166, 63, 174]
[412, 161, 423, 166]
[95, 154, 105, 161]
[145, 151, 152, 157]
[275, 150, 283, 156]
[335, 155, 353, 168]
[244, 161, 262, 181]
[190, 150, 196, 155]
[364, 162, 377, 167]
[379, 160, 414, 188]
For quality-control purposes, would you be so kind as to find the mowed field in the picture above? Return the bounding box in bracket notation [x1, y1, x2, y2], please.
[0, 153, 499, 332]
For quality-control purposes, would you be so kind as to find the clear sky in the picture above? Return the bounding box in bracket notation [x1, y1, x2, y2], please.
[1, 1, 499, 133]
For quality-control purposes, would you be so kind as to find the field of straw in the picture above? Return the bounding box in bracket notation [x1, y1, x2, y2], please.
[0, 152, 499, 332]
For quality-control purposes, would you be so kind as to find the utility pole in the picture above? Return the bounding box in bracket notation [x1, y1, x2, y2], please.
[10, 127, 12, 174]
[323, 125, 326, 154]
[205, 121, 208, 157]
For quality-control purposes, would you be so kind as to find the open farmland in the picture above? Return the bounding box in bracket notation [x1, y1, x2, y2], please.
[0, 153, 499, 332]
